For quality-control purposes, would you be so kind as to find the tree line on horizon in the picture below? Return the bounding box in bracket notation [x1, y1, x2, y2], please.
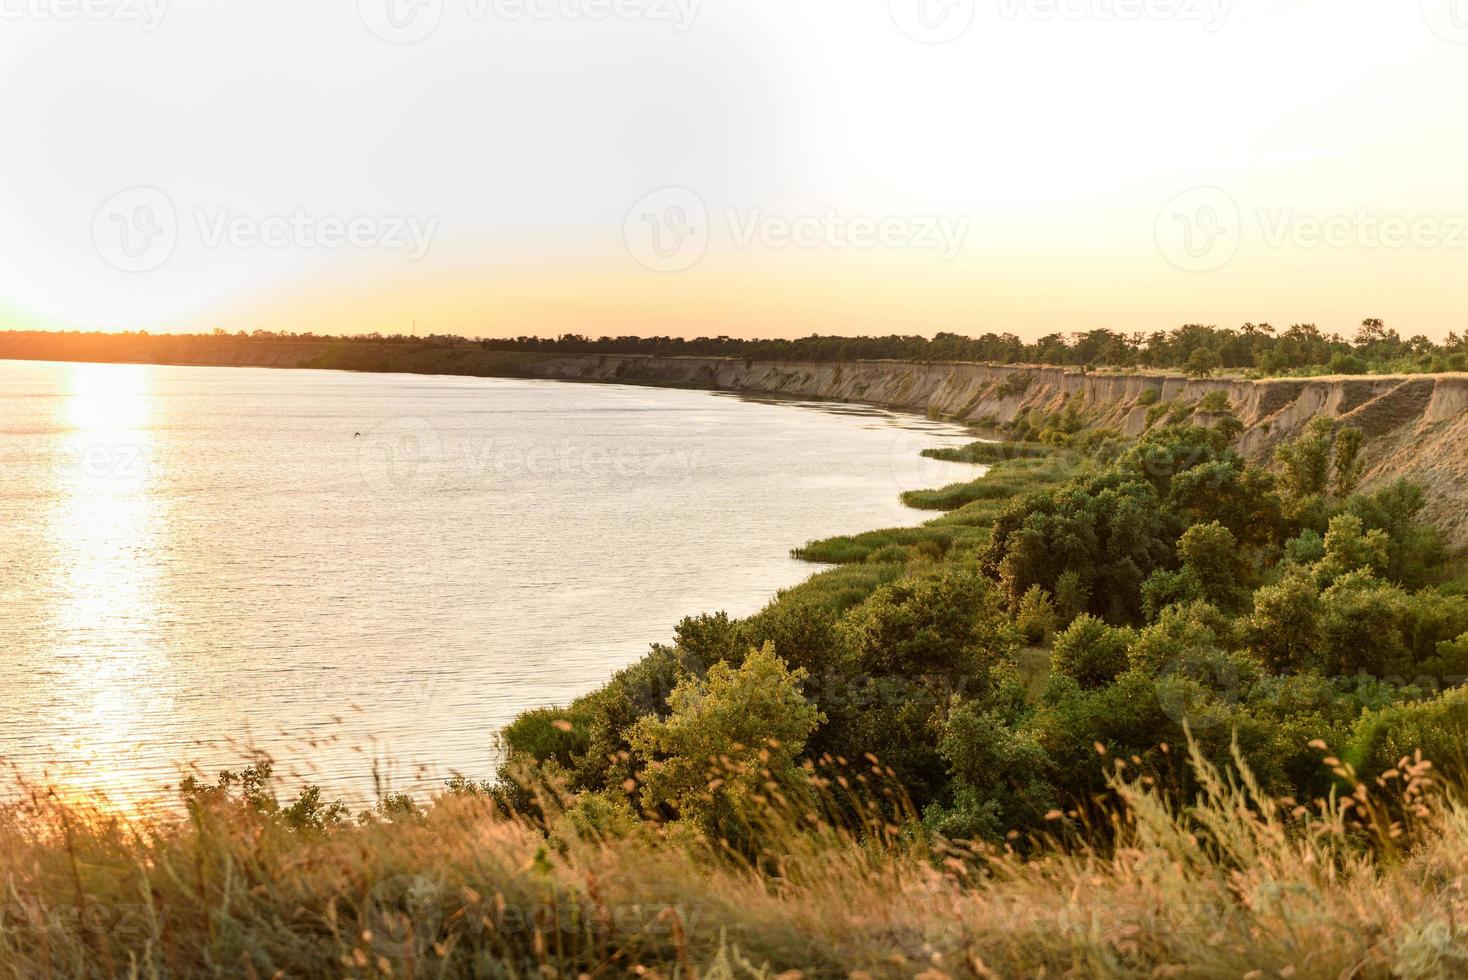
[475, 319, 1467, 377]
[9, 318, 1468, 376]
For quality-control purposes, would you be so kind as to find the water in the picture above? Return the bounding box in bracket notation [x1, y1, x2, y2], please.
[0, 360, 975, 807]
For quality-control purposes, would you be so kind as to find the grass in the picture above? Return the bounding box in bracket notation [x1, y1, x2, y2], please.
[767, 560, 910, 611]
[6, 742, 1466, 978]
[918, 440, 1051, 465]
[901, 455, 1078, 512]
[793, 446, 1080, 573]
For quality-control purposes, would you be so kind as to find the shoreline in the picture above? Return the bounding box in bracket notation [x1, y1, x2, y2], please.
[0, 363, 984, 809]
[4, 333, 1466, 545]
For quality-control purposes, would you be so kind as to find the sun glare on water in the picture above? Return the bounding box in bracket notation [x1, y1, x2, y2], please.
[34, 363, 176, 809]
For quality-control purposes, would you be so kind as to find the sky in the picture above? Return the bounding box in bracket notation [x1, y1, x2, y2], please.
[2, 0, 1468, 342]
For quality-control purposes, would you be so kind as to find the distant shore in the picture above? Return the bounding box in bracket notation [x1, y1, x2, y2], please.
[4, 331, 1466, 546]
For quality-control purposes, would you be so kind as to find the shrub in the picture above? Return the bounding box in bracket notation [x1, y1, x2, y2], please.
[1315, 514, 1391, 586]
[1198, 390, 1232, 413]
[995, 372, 1034, 398]
[1347, 684, 1468, 779]
[1249, 572, 1323, 671]
[921, 440, 1050, 464]
[1051, 614, 1135, 689]
[630, 643, 824, 837]
[1015, 585, 1059, 645]
[1328, 352, 1369, 375]
[1141, 567, 1204, 621]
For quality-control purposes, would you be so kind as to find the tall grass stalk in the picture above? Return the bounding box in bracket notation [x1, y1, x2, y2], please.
[3, 742, 1468, 978]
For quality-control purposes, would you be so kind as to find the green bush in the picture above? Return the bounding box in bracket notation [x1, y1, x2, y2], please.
[1015, 584, 1059, 644]
[1198, 390, 1232, 413]
[921, 440, 1050, 464]
[1051, 614, 1135, 689]
[995, 372, 1034, 398]
[1328, 352, 1368, 375]
[1347, 685, 1468, 779]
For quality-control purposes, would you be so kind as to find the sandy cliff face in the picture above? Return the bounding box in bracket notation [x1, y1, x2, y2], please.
[4, 335, 1465, 546]
[504, 354, 1468, 547]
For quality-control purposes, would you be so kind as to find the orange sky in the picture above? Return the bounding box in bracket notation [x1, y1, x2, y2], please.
[4, 2, 1468, 343]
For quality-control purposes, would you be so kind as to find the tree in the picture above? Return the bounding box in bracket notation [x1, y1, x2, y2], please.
[927, 704, 1057, 842]
[1178, 521, 1249, 607]
[1015, 585, 1058, 644]
[1333, 426, 1364, 497]
[1249, 572, 1322, 671]
[1184, 348, 1221, 378]
[1314, 514, 1390, 586]
[1050, 614, 1135, 689]
[830, 569, 1016, 806]
[1274, 416, 1335, 501]
[630, 644, 823, 837]
[1317, 571, 1409, 676]
[984, 472, 1181, 624]
[1347, 479, 1445, 588]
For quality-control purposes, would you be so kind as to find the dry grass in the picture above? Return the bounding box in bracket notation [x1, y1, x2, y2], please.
[4, 744, 1468, 979]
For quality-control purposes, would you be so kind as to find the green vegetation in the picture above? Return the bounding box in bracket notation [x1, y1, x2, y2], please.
[499, 413, 1468, 854]
[900, 456, 1071, 510]
[468, 317, 1467, 377]
[919, 439, 1050, 464]
[993, 371, 1034, 398]
[9, 315, 1467, 378]
[8, 400, 1468, 977]
[11, 741, 1468, 977]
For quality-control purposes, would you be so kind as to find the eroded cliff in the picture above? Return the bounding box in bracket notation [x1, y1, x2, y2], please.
[4, 334, 1464, 546]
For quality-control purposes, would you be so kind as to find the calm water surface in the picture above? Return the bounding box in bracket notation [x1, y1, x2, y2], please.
[0, 360, 975, 806]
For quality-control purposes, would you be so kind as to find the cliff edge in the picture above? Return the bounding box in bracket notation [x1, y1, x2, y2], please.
[4, 334, 1464, 547]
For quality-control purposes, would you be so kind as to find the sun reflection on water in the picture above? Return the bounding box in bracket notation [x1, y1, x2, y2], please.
[38, 363, 175, 805]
